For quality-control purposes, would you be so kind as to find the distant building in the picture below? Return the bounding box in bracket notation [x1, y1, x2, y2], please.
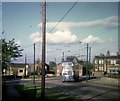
[56, 63, 62, 76]
[3, 63, 30, 76]
[94, 53, 120, 74]
[30, 63, 40, 74]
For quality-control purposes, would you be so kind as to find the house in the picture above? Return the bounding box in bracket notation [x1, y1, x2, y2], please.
[30, 62, 49, 76]
[3, 63, 30, 77]
[94, 52, 120, 74]
[30, 63, 41, 75]
[56, 63, 62, 76]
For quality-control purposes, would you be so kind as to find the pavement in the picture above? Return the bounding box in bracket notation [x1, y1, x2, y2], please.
[2, 84, 23, 101]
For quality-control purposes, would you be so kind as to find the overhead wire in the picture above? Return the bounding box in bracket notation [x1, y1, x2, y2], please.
[23, 1, 93, 49]
[22, 0, 80, 50]
[48, 0, 79, 33]
[21, 1, 98, 56]
[17, 2, 98, 64]
[4, 1, 93, 64]
[34, 0, 79, 45]
[77, 2, 93, 18]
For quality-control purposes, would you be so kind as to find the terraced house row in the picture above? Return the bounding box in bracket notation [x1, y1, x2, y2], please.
[94, 51, 120, 74]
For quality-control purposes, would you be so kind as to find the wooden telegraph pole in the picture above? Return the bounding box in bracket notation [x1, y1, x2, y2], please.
[24, 55, 27, 77]
[88, 46, 91, 80]
[33, 43, 35, 84]
[86, 43, 89, 82]
[41, 0, 46, 100]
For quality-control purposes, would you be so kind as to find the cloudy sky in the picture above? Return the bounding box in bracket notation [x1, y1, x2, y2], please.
[2, 1, 119, 63]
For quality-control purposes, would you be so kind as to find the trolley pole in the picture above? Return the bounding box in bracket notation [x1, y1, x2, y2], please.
[41, 0, 46, 100]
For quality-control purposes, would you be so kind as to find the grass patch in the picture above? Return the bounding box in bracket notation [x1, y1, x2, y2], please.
[107, 73, 120, 78]
[89, 80, 120, 89]
[91, 82, 120, 88]
[15, 84, 81, 101]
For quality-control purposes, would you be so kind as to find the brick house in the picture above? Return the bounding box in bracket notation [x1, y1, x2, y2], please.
[94, 53, 120, 74]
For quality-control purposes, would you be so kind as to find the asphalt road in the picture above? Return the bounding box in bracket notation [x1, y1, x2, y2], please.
[5, 77, 120, 100]
[45, 78, 120, 100]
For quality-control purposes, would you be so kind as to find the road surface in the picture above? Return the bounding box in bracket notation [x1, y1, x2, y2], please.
[5, 77, 120, 100]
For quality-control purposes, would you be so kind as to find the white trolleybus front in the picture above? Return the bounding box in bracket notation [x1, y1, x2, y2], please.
[62, 61, 74, 82]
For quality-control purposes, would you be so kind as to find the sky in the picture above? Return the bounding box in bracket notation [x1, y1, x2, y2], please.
[1, 1, 119, 64]
[1, 0, 120, 2]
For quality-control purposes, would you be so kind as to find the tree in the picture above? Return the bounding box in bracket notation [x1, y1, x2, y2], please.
[83, 61, 94, 79]
[2, 38, 23, 72]
[66, 56, 79, 62]
[49, 61, 56, 71]
[36, 58, 42, 75]
[83, 61, 94, 70]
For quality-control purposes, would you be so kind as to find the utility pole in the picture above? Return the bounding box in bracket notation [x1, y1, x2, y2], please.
[89, 47, 91, 63]
[54, 57, 57, 76]
[88, 46, 91, 80]
[33, 43, 35, 84]
[0, 1, 2, 98]
[24, 54, 27, 77]
[86, 43, 89, 82]
[62, 52, 64, 62]
[41, 0, 46, 100]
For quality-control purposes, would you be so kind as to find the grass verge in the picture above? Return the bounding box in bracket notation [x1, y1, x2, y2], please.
[15, 84, 81, 101]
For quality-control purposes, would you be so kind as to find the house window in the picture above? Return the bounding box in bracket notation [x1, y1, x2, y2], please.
[111, 60, 116, 65]
[19, 70, 23, 73]
[107, 59, 110, 65]
[99, 60, 103, 64]
[95, 60, 97, 64]
[99, 66, 104, 71]
[116, 60, 119, 64]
